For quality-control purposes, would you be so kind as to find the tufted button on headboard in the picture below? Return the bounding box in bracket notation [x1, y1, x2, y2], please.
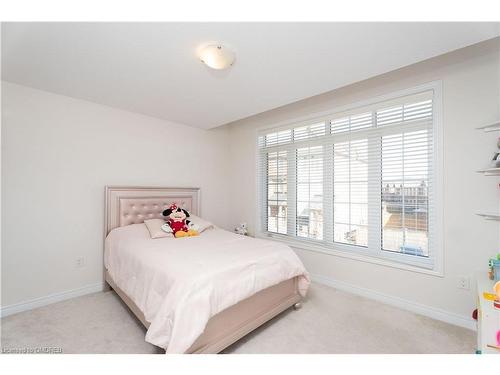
[104, 186, 200, 236]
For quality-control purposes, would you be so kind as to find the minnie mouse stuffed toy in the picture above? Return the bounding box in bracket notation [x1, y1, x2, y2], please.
[162, 203, 199, 238]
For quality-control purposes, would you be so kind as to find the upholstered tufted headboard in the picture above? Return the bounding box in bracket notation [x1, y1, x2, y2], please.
[104, 186, 200, 236]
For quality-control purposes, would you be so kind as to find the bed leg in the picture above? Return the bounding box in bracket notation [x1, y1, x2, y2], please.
[103, 281, 113, 292]
[293, 302, 302, 310]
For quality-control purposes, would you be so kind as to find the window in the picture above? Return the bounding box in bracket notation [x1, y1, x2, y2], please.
[257, 85, 441, 271]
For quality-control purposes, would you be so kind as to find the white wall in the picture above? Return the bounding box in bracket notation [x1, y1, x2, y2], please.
[1, 82, 231, 308]
[227, 38, 500, 325]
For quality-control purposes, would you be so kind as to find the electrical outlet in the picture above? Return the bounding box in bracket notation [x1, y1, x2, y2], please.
[457, 276, 470, 290]
[76, 256, 85, 268]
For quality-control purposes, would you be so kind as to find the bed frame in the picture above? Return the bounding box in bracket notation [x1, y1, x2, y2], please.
[103, 186, 302, 354]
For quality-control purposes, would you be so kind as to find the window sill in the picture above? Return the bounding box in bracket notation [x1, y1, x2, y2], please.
[256, 232, 444, 277]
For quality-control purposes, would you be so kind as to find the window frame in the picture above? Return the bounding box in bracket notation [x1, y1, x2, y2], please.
[256, 82, 443, 276]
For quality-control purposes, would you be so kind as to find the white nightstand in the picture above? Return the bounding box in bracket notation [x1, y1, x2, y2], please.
[476, 273, 500, 354]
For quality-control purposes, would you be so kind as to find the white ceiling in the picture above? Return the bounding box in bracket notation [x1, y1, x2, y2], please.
[2, 22, 499, 129]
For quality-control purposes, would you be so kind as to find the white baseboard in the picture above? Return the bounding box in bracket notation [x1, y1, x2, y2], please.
[311, 273, 476, 331]
[1, 275, 476, 331]
[0, 282, 105, 318]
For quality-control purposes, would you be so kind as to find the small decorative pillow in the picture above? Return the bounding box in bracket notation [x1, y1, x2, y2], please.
[144, 219, 173, 239]
[188, 214, 215, 233]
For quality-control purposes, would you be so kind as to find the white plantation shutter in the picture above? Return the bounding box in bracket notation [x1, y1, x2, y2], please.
[296, 145, 325, 240]
[265, 150, 288, 234]
[381, 129, 432, 257]
[333, 139, 369, 247]
[257, 88, 437, 269]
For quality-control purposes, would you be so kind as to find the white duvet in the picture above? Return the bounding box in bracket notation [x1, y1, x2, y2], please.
[104, 224, 310, 353]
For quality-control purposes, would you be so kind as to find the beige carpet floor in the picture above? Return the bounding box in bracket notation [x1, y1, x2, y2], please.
[1, 283, 476, 354]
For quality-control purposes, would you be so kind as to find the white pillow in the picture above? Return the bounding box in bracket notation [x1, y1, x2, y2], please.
[144, 219, 173, 239]
[188, 214, 215, 233]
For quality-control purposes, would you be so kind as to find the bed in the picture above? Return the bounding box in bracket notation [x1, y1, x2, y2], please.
[103, 186, 310, 354]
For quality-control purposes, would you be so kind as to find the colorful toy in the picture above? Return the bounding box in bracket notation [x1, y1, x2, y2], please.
[492, 281, 500, 310]
[472, 309, 478, 321]
[162, 203, 199, 238]
[234, 222, 248, 236]
[483, 292, 496, 301]
[488, 254, 500, 281]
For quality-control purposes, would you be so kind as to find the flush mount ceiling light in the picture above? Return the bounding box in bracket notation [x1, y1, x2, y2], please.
[198, 44, 235, 70]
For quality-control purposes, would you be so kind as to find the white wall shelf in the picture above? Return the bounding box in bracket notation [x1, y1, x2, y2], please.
[476, 121, 500, 132]
[476, 167, 500, 176]
[476, 212, 500, 221]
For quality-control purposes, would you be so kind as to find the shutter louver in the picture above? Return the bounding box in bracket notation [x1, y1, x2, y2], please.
[331, 112, 372, 134]
[294, 122, 326, 141]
